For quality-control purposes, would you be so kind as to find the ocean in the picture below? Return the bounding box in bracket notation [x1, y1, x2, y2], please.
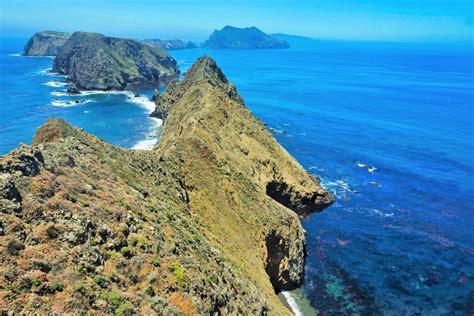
[1, 37, 473, 314]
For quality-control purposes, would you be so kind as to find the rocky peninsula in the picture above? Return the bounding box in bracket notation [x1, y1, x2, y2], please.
[143, 39, 197, 50]
[23, 31, 70, 56]
[0, 56, 332, 314]
[52, 32, 179, 90]
[204, 26, 290, 49]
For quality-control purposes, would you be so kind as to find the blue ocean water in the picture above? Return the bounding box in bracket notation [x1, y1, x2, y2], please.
[1, 37, 473, 313]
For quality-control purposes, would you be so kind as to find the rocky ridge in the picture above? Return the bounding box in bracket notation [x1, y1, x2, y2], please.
[23, 31, 71, 56]
[0, 56, 333, 314]
[52, 32, 179, 90]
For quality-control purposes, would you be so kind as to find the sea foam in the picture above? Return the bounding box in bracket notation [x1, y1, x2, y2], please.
[51, 99, 95, 107]
[281, 292, 303, 316]
[44, 81, 68, 88]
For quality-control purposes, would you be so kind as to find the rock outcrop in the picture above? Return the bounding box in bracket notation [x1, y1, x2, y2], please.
[52, 32, 179, 90]
[23, 31, 70, 56]
[0, 57, 333, 314]
[143, 39, 197, 50]
[204, 26, 290, 49]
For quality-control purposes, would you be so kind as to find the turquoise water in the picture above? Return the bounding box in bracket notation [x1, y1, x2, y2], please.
[1, 37, 473, 313]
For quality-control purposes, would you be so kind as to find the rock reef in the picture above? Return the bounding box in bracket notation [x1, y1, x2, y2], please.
[0, 56, 332, 314]
[204, 26, 290, 49]
[23, 31, 70, 56]
[52, 32, 179, 90]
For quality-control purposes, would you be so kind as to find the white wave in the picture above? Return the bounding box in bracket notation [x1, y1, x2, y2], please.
[369, 208, 394, 218]
[281, 292, 303, 316]
[354, 160, 377, 173]
[51, 99, 95, 107]
[368, 167, 378, 173]
[127, 94, 156, 113]
[132, 138, 158, 150]
[132, 117, 163, 150]
[8, 53, 22, 57]
[79, 90, 156, 113]
[44, 81, 68, 88]
[38, 69, 66, 77]
[51, 91, 68, 97]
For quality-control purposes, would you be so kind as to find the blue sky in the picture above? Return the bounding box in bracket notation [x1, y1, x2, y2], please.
[0, 0, 473, 43]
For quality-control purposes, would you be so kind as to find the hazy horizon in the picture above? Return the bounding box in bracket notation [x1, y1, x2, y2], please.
[1, 0, 473, 44]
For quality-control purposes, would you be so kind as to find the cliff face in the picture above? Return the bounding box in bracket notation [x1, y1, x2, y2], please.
[23, 31, 70, 56]
[143, 39, 197, 50]
[0, 57, 333, 314]
[204, 26, 290, 49]
[52, 32, 179, 90]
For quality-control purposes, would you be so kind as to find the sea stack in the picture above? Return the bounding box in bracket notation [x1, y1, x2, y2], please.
[0, 56, 332, 314]
[23, 31, 70, 56]
[204, 26, 290, 49]
[52, 32, 179, 90]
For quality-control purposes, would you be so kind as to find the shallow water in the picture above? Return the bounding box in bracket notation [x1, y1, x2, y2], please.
[1, 37, 473, 313]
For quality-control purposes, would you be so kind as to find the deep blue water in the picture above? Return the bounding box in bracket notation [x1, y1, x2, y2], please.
[1, 37, 473, 314]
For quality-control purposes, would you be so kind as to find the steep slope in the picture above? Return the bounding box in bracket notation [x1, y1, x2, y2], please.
[0, 57, 332, 314]
[143, 39, 197, 50]
[53, 32, 179, 90]
[204, 26, 290, 49]
[23, 31, 70, 56]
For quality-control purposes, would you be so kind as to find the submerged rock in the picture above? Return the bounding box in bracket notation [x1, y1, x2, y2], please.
[23, 31, 70, 56]
[53, 32, 179, 90]
[66, 86, 81, 95]
[0, 56, 332, 314]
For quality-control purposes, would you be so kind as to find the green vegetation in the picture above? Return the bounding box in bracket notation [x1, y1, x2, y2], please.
[94, 275, 108, 288]
[168, 262, 191, 288]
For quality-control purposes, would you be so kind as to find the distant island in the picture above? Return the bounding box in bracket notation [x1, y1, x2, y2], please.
[203, 26, 290, 49]
[143, 39, 197, 50]
[23, 31, 70, 56]
[52, 32, 179, 90]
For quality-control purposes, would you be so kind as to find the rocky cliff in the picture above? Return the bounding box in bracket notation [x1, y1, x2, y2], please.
[204, 26, 290, 49]
[0, 57, 332, 314]
[143, 39, 197, 50]
[23, 31, 70, 56]
[52, 32, 179, 90]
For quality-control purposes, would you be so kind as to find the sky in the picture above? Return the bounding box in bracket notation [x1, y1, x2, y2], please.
[0, 0, 473, 43]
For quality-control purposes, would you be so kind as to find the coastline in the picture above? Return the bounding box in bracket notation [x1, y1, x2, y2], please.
[279, 289, 319, 316]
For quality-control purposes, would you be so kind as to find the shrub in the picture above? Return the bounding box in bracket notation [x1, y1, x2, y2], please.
[120, 247, 133, 258]
[168, 262, 190, 288]
[73, 283, 84, 292]
[94, 275, 107, 288]
[150, 257, 160, 267]
[5, 239, 25, 256]
[145, 284, 155, 296]
[108, 291, 123, 307]
[115, 302, 134, 315]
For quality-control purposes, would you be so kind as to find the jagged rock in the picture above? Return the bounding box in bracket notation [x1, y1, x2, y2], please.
[23, 31, 70, 56]
[151, 88, 159, 101]
[204, 26, 290, 49]
[53, 32, 179, 90]
[0, 57, 332, 315]
[67, 86, 81, 95]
